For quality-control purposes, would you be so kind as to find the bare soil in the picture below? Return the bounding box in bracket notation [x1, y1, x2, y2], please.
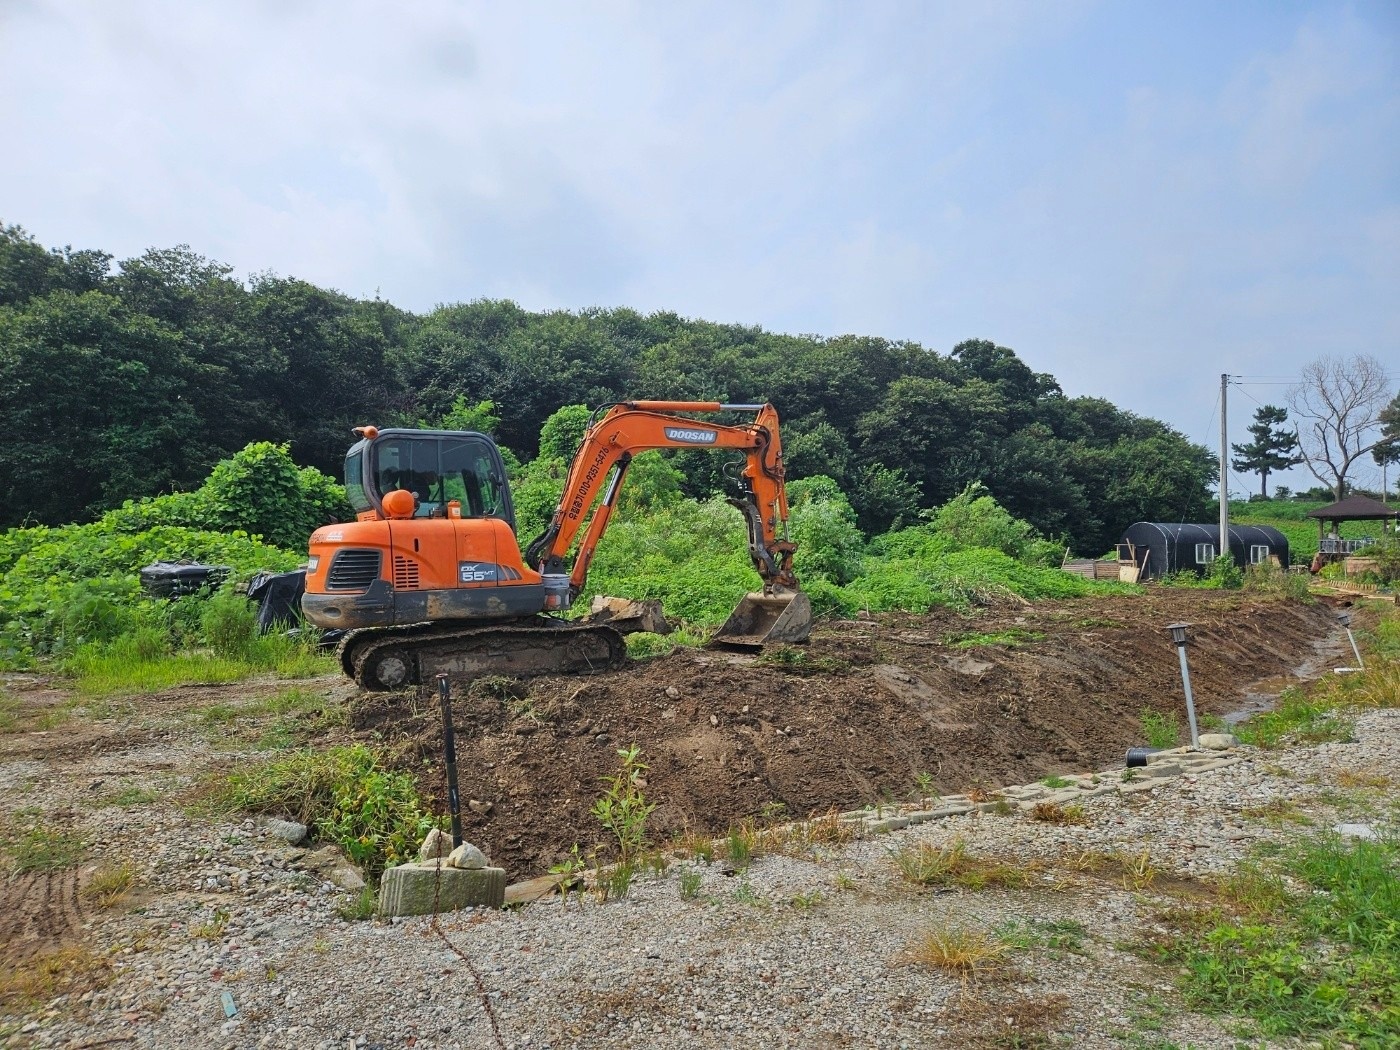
[347, 591, 1339, 877]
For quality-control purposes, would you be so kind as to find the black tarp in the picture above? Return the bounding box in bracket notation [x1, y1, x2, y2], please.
[139, 561, 231, 598]
[246, 569, 307, 633]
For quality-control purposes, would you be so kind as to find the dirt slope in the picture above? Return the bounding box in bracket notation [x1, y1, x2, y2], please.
[351, 592, 1340, 877]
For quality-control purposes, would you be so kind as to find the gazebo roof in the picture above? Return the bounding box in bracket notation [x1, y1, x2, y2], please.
[1305, 494, 1400, 521]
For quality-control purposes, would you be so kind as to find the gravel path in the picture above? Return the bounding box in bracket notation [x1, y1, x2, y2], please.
[6, 687, 1396, 1049]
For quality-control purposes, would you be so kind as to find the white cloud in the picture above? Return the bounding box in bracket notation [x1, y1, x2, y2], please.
[0, 0, 1395, 483]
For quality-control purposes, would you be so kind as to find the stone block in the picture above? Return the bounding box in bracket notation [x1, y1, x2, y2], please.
[378, 862, 506, 916]
[1197, 733, 1239, 750]
[1146, 747, 1190, 764]
[1181, 758, 1240, 772]
[1139, 763, 1181, 778]
[864, 816, 911, 834]
[265, 818, 308, 845]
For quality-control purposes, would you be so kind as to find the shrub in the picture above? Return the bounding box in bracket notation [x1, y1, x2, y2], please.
[199, 442, 350, 551]
[924, 482, 1058, 564]
[100, 442, 350, 550]
[0, 523, 296, 664]
[786, 476, 864, 585]
[211, 745, 439, 880]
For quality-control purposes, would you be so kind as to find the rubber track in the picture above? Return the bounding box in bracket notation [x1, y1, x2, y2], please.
[338, 619, 627, 690]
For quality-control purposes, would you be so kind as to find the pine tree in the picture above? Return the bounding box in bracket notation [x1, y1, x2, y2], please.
[1231, 405, 1302, 499]
[1373, 394, 1400, 500]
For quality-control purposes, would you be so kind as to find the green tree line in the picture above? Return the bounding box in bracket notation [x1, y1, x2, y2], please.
[0, 224, 1215, 552]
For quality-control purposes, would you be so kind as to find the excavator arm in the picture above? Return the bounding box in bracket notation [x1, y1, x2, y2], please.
[524, 401, 798, 598]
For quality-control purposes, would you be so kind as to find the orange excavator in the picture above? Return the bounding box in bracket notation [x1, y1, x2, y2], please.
[301, 401, 812, 690]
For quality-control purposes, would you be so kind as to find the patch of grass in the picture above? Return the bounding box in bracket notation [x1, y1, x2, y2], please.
[198, 703, 240, 726]
[1, 824, 85, 873]
[1140, 709, 1181, 749]
[678, 867, 704, 901]
[66, 630, 332, 698]
[670, 828, 715, 862]
[1335, 768, 1393, 790]
[191, 906, 231, 939]
[1157, 834, 1400, 1045]
[82, 862, 135, 907]
[756, 809, 859, 858]
[756, 646, 851, 675]
[1070, 849, 1161, 891]
[198, 744, 440, 880]
[0, 945, 113, 1011]
[628, 629, 705, 660]
[790, 889, 822, 910]
[336, 885, 377, 921]
[1030, 801, 1087, 825]
[733, 878, 762, 906]
[105, 785, 160, 808]
[1039, 774, 1072, 789]
[1233, 686, 1355, 750]
[249, 685, 328, 716]
[725, 821, 758, 866]
[944, 628, 1045, 649]
[894, 839, 1041, 890]
[901, 921, 1009, 978]
[1240, 799, 1313, 826]
[995, 917, 1088, 956]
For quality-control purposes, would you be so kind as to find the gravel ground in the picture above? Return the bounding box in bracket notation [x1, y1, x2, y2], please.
[7, 701, 1397, 1050]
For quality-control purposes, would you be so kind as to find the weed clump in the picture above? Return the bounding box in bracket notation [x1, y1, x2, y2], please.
[204, 744, 439, 880]
[1155, 834, 1400, 1045]
[900, 922, 1009, 978]
[1030, 801, 1088, 826]
[894, 839, 1040, 890]
[1139, 708, 1181, 749]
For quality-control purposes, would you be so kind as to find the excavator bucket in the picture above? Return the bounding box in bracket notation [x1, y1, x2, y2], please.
[711, 590, 813, 650]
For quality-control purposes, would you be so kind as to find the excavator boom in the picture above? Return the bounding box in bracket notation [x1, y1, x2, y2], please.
[524, 400, 809, 650]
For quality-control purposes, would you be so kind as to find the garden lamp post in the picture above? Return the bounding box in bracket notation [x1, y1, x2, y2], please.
[1166, 623, 1201, 749]
[1338, 611, 1364, 670]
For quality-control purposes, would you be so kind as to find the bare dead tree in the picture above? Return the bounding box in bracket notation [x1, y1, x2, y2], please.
[1289, 353, 1395, 501]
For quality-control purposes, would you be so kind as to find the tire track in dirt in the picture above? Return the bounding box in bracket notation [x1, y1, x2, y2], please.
[0, 868, 85, 962]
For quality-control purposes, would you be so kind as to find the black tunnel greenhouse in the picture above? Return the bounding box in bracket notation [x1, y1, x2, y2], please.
[1117, 522, 1289, 581]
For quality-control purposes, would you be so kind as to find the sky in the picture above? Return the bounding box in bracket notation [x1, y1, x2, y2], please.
[2, 0, 1398, 494]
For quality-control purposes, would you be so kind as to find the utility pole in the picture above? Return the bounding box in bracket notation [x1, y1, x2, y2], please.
[1219, 374, 1229, 563]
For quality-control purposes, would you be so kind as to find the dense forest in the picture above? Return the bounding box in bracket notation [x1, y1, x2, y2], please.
[0, 224, 1215, 553]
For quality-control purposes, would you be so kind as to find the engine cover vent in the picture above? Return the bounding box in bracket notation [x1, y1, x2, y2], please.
[326, 549, 382, 591]
[393, 555, 421, 590]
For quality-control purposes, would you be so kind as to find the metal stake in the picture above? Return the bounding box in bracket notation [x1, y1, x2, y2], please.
[437, 673, 463, 847]
[1166, 623, 1200, 749]
[1338, 612, 1365, 670]
[1346, 629, 1364, 670]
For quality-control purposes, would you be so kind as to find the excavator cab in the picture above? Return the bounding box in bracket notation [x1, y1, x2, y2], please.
[345, 427, 514, 525]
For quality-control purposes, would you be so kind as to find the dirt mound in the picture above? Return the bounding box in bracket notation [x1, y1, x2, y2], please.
[348, 592, 1340, 879]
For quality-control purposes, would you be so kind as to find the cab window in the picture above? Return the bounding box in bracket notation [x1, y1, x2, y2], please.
[372, 436, 512, 525]
[344, 451, 371, 513]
